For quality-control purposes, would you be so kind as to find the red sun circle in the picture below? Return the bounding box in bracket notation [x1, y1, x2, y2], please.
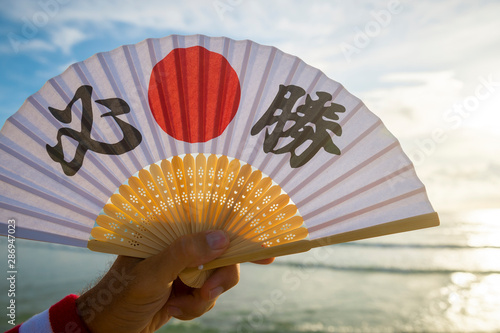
[148, 46, 241, 143]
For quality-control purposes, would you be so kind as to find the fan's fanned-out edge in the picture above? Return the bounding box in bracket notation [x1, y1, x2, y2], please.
[88, 212, 439, 273]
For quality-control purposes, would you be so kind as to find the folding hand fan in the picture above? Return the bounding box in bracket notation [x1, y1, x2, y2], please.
[0, 35, 439, 287]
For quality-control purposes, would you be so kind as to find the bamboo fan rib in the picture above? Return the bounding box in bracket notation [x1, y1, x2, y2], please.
[88, 154, 308, 286]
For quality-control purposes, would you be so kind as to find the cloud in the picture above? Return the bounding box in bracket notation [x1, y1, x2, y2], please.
[360, 71, 464, 138]
[403, 127, 500, 211]
[307, 0, 500, 95]
[2, 36, 55, 54]
[425, 160, 500, 212]
[0, 1, 210, 55]
[50, 27, 87, 55]
[4, 28, 87, 55]
[3, 0, 499, 76]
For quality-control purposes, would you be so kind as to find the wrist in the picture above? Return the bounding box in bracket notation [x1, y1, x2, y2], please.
[75, 257, 140, 332]
[76, 288, 107, 333]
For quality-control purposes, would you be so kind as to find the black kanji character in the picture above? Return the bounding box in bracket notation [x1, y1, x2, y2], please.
[46, 85, 142, 176]
[251, 84, 345, 168]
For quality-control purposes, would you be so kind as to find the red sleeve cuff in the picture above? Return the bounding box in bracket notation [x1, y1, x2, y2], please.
[48, 294, 90, 333]
[5, 294, 90, 333]
[5, 324, 20, 333]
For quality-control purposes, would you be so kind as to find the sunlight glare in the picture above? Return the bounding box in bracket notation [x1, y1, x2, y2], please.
[463, 93, 500, 133]
[461, 209, 500, 272]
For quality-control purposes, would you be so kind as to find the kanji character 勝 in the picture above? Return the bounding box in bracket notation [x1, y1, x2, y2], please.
[46, 85, 142, 176]
[251, 84, 345, 168]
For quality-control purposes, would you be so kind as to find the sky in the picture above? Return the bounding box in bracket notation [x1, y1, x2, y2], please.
[0, 0, 499, 214]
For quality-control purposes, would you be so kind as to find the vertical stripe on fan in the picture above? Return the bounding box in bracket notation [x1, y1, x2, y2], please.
[171, 36, 192, 146]
[0, 197, 91, 233]
[287, 119, 384, 197]
[235, 46, 278, 160]
[210, 37, 228, 152]
[307, 187, 427, 234]
[147, 38, 179, 158]
[2, 118, 112, 200]
[8, 225, 89, 247]
[0, 167, 95, 218]
[0, 141, 104, 208]
[0, 143, 102, 211]
[285, 126, 419, 223]
[148, 37, 183, 157]
[302, 163, 415, 220]
[196, 36, 207, 152]
[123, 44, 168, 163]
[170, 34, 201, 155]
[221, 39, 253, 156]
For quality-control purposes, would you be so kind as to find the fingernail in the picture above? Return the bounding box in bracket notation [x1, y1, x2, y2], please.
[206, 230, 229, 250]
[209, 286, 224, 299]
[167, 306, 183, 317]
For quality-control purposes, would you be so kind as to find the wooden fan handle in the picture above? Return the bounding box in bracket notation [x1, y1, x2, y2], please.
[179, 268, 214, 288]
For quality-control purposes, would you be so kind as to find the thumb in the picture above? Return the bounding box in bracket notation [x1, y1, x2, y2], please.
[147, 230, 229, 283]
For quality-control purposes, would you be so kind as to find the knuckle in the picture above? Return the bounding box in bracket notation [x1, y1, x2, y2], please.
[177, 235, 197, 259]
[178, 306, 207, 320]
[207, 301, 216, 312]
[227, 265, 240, 287]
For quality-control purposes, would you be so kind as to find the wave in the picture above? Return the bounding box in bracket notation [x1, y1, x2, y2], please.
[336, 242, 500, 250]
[271, 261, 500, 275]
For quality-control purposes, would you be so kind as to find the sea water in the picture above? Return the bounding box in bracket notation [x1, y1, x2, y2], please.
[1, 209, 500, 332]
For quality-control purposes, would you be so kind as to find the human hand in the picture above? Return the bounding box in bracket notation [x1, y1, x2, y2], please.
[76, 230, 273, 333]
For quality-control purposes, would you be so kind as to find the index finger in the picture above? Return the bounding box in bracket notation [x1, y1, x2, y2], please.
[251, 257, 275, 265]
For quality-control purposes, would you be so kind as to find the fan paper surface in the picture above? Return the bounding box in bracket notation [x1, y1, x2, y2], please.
[0, 35, 439, 286]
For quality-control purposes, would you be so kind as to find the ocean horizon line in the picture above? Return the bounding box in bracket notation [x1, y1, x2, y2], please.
[271, 261, 500, 275]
